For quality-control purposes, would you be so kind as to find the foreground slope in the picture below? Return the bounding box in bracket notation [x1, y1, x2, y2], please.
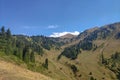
[0, 59, 52, 80]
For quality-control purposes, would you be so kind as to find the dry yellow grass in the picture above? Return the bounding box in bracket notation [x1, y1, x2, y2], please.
[0, 60, 53, 80]
[57, 37, 120, 80]
[32, 36, 120, 80]
[36, 49, 76, 80]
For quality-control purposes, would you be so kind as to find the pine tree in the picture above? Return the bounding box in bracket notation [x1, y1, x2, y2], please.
[6, 28, 11, 38]
[1, 26, 5, 37]
[101, 53, 104, 64]
[30, 51, 35, 63]
[90, 76, 95, 80]
[44, 58, 48, 69]
[18, 48, 23, 59]
[71, 64, 78, 74]
[22, 46, 30, 63]
[5, 44, 12, 55]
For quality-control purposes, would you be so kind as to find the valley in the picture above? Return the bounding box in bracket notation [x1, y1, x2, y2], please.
[0, 22, 120, 80]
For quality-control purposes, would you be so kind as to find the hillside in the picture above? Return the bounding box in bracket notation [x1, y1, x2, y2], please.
[59, 22, 120, 59]
[0, 22, 120, 80]
[58, 22, 120, 79]
[0, 59, 52, 80]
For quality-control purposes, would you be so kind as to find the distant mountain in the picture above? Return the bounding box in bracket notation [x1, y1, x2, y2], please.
[60, 33, 77, 39]
[58, 22, 120, 80]
[59, 22, 120, 60]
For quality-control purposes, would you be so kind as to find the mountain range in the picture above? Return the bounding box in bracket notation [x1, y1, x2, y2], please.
[0, 22, 120, 80]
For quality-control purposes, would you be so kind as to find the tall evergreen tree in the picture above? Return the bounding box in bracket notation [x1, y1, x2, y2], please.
[30, 51, 35, 63]
[101, 53, 104, 64]
[44, 58, 48, 69]
[6, 28, 11, 38]
[22, 46, 30, 63]
[1, 26, 5, 37]
[70, 64, 78, 74]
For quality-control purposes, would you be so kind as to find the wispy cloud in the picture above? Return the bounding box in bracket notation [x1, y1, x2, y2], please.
[21, 26, 39, 29]
[23, 26, 31, 29]
[21, 25, 58, 30]
[47, 25, 58, 29]
[49, 31, 80, 37]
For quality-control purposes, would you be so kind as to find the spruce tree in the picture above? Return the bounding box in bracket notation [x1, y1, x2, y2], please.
[1, 26, 5, 37]
[6, 28, 11, 38]
[30, 51, 35, 63]
[22, 46, 30, 63]
[71, 64, 78, 74]
[44, 58, 48, 69]
[101, 53, 105, 64]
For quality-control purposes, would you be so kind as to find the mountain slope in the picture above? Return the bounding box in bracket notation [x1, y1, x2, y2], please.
[0, 59, 52, 80]
[57, 22, 120, 80]
[59, 22, 120, 59]
[0, 22, 120, 80]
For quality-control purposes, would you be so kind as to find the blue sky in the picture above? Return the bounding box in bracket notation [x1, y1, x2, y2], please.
[0, 0, 120, 37]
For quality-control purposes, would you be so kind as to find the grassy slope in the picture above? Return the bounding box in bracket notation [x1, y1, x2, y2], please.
[0, 39, 118, 80]
[33, 37, 120, 80]
[35, 49, 76, 80]
[57, 39, 118, 80]
[0, 59, 52, 80]
[0, 40, 119, 80]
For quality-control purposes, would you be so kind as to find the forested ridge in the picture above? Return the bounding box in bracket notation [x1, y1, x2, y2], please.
[0, 26, 61, 71]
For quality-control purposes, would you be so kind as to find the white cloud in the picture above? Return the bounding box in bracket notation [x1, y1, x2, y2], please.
[22, 26, 31, 29]
[22, 26, 37, 29]
[49, 31, 80, 37]
[47, 25, 58, 29]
